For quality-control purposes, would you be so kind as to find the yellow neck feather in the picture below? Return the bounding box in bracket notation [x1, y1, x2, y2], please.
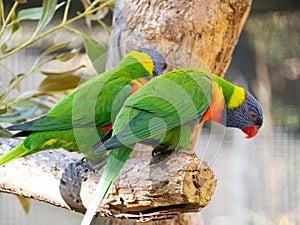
[127, 51, 154, 75]
[228, 86, 246, 110]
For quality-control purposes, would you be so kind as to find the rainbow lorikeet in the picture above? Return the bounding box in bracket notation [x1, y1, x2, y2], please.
[82, 68, 263, 224]
[0, 48, 167, 166]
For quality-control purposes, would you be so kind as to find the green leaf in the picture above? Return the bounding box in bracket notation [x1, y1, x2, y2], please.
[0, 99, 48, 123]
[10, 7, 20, 33]
[35, 0, 64, 33]
[17, 196, 31, 214]
[38, 74, 85, 92]
[16, 2, 64, 23]
[0, 16, 19, 54]
[39, 65, 85, 76]
[1, 42, 7, 53]
[17, 7, 44, 22]
[0, 103, 6, 114]
[0, 27, 18, 54]
[53, 49, 80, 62]
[80, 32, 107, 74]
[40, 41, 71, 57]
[0, 25, 20, 54]
[12, 90, 45, 102]
[0, 126, 12, 138]
[12, 20, 19, 33]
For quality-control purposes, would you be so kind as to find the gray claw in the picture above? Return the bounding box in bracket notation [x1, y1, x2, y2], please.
[59, 157, 108, 213]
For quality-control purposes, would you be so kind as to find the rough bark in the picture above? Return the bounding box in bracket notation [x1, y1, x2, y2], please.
[0, 138, 216, 222]
[107, 0, 252, 77]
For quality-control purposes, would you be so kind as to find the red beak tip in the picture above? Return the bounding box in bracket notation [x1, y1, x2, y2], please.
[242, 126, 260, 139]
[244, 135, 252, 139]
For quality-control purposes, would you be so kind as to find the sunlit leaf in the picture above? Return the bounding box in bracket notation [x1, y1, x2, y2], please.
[38, 74, 85, 92]
[17, 7, 45, 21]
[36, 49, 80, 69]
[53, 49, 80, 62]
[12, 90, 45, 102]
[0, 103, 6, 114]
[1, 43, 7, 53]
[17, 196, 31, 214]
[16, 3, 64, 23]
[39, 65, 85, 76]
[40, 41, 71, 57]
[79, 32, 107, 73]
[35, 0, 65, 33]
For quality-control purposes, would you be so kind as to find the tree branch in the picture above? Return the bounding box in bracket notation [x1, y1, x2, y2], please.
[0, 138, 216, 222]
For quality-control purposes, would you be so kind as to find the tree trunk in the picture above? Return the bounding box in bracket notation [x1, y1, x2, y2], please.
[107, 0, 252, 77]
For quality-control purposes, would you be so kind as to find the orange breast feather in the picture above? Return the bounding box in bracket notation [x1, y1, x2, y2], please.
[202, 80, 225, 123]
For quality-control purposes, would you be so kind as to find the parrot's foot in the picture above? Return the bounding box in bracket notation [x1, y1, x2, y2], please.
[59, 158, 87, 213]
[151, 144, 175, 164]
[59, 157, 107, 213]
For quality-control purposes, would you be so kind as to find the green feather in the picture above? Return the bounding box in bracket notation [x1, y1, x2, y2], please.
[96, 68, 213, 152]
[0, 143, 30, 166]
[95, 68, 248, 156]
[2, 50, 160, 166]
[8, 58, 150, 132]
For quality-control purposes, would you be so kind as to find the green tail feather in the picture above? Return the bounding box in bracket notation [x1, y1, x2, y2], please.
[81, 161, 124, 225]
[81, 148, 132, 225]
[0, 142, 31, 166]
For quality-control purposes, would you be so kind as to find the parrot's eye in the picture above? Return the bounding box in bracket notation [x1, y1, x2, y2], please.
[250, 111, 257, 121]
[160, 61, 167, 70]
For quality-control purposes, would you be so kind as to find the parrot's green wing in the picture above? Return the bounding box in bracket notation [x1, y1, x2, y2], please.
[8, 72, 132, 131]
[7, 55, 153, 132]
[95, 68, 213, 152]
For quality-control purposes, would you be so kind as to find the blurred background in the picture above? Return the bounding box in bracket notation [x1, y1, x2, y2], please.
[0, 0, 299, 224]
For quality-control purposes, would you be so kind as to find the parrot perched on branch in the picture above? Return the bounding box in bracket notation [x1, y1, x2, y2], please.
[0, 48, 167, 166]
[82, 68, 263, 224]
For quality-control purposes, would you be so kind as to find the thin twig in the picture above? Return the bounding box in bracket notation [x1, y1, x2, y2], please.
[0, 1, 18, 40]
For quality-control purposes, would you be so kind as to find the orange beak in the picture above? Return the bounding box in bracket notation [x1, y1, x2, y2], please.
[242, 125, 260, 138]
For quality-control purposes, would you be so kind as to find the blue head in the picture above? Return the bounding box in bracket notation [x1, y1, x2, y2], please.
[226, 91, 263, 138]
[138, 48, 168, 76]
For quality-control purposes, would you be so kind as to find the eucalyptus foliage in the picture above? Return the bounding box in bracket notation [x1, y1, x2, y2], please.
[0, 0, 113, 137]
